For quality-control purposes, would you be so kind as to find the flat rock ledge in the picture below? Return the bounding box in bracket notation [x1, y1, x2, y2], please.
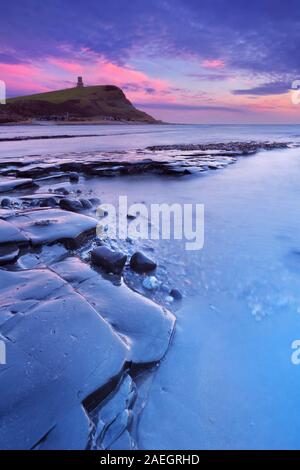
[0, 260, 175, 450]
[0, 188, 175, 452]
[0, 208, 98, 252]
[0, 141, 290, 179]
[0, 177, 35, 193]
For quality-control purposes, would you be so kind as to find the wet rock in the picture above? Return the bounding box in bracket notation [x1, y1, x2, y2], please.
[59, 198, 83, 212]
[51, 257, 176, 364]
[0, 177, 34, 193]
[18, 244, 68, 270]
[90, 373, 136, 450]
[54, 187, 69, 195]
[0, 244, 20, 265]
[143, 276, 160, 290]
[101, 410, 130, 449]
[1, 198, 11, 208]
[0, 208, 14, 219]
[130, 251, 157, 273]
[0, 218, 28, 246]
[21, 194, 60, 208]
[69, 172, 79, 183]
[91, 246, 127, 275]
[170, 288, 182, 300]
[161, 284, 170, 293]
[10, 208, 97, 247]
[146, 141, 289, 152]
[36, 407, 91, 450]
[0, 268, 127, 450]
[0, 142, 289, 182]
[40, 197, 59, 208]
[80, 198, 93, 209]
[89, 197, 101, 206]
[109, 430, 133, 450]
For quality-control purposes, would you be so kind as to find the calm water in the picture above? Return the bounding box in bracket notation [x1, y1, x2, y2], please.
[1, 123, 300, 449]
[135, 145, 300, 449]
[0, 123, 300, 158]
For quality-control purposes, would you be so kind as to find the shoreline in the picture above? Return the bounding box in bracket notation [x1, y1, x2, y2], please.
[0, 119, 166, 127]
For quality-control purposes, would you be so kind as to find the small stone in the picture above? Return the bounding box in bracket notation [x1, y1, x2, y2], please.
[40, 197, 58, 208]
[80, 199, 93, 209]
[69, 172, 79, 183]
[29, 200, 39, 207]
[170, 288, 182, 300]
[34, 219, 53, 227]
[55, 187, 69, 196]
[1, 198, 11, 208]
[59, 198, 83, 212]
[130, 251, 157, 273]
[91, 246, 127, 275]
[89, 197, 101, 206]
[161, 284, 170, 293]
[142, 276, 160, 290]
[165, 296, 174, 303]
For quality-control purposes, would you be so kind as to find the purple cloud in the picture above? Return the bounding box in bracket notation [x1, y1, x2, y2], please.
[232, 81, 291, 96]
[1, 0, 300, 76]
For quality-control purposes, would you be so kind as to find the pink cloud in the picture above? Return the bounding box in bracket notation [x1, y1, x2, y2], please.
[0, 62, 51, 94]
[48, 58, 84, 74]
[202, 59, 225, 69]
[48, 54, 174, 104]
[0, 53, 173, 102]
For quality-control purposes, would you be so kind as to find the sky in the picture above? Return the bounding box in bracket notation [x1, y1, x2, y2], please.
[1, 0, 300, 123]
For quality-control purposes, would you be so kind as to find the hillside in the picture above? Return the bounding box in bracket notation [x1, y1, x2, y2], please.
[0, 85, 157, 124]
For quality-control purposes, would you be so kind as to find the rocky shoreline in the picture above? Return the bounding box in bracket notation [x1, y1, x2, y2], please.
[0, 141, 290, 449]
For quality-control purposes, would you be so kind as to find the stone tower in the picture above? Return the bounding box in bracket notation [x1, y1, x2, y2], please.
[77, 76, 84, 88]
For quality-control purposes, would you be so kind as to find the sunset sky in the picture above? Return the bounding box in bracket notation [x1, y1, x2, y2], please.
[1, 0, 300, 123]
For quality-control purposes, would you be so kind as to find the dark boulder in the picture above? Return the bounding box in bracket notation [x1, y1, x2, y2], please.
[59, 198, 83, 212]
[1, 198, 11, 208]
[69, 172, 79, 183]
[40, 197, 58, 208]
[130, 251, 157, 273]
[89, 197, 101, 207]
[91, 246, 127, 275]
[80, 199, 93, 209]
[170, 288, 182, 300]
[55, 187, 69, 196]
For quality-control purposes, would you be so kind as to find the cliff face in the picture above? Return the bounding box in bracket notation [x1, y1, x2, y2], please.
[0, 85, 157, 123]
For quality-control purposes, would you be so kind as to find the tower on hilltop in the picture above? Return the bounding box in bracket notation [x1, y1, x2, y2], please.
[76, 76, 84, 88]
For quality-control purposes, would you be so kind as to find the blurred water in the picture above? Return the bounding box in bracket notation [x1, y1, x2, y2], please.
[135, 145, 300, 449]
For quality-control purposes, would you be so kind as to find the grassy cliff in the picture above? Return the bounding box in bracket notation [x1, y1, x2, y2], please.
[0, 85, 157, 123]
